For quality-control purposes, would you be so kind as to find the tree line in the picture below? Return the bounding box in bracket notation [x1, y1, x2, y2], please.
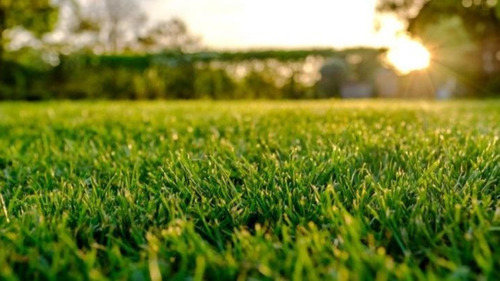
[1, 0, 500, 99]
[0, 48, 383, 100]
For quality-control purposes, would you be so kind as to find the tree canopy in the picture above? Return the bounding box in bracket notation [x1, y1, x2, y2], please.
[378, 0, 500, 95]
[0, 0, 59, 79]
[377, 0, 500, 41]
[0, 0, 59, 37]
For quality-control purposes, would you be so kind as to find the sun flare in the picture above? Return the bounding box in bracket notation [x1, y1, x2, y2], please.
[386, 36, 431, 74]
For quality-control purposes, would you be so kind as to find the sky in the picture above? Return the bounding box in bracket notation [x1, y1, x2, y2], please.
[143, 0, 405, 49]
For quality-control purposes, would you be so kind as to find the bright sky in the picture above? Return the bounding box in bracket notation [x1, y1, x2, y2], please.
[143, 0, 405, 49]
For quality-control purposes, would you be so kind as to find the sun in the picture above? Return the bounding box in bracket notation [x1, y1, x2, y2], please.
[386, 36, 431, 74]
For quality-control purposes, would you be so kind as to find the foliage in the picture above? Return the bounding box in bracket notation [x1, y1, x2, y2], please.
[64, 0, 146, 53]
[63, 0, 200, 54]
[0, 0, 59, 79]
[0, 49, 385, 100]
[377, 0, 500, 94]
[138, 18, 201, 53]
[0, 0, 59, 93]
[377, 0, 500, 41]
[0, 0, 58, 37]
[317, 58, 349, 98]
[0, 101, 499, 280]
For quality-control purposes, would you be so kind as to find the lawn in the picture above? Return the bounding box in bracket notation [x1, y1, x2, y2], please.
[0, 100, 499, 280]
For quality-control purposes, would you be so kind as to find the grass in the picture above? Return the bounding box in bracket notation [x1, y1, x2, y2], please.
[0, 100, 499, 280]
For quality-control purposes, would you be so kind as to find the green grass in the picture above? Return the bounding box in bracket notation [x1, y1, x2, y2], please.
[0, 100, 499, 280]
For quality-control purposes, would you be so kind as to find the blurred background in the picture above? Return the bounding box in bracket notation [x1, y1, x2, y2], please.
[0, 0, 499, 100]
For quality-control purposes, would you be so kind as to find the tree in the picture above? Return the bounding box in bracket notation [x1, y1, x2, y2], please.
[0, 0, 58, 75]
[316, 58, 349, 98]
[378, 0, 500, 42]
[66, 1, 199, 54]
[378, 0, 500, 94]
[138, 18, 201, 53]
[66, 0, 147, 53]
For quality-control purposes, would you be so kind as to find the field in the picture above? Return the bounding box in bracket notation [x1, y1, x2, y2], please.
[0, 100, 499, 280]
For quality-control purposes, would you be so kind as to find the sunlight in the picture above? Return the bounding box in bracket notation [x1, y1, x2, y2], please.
[386, 36, 431, 74]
